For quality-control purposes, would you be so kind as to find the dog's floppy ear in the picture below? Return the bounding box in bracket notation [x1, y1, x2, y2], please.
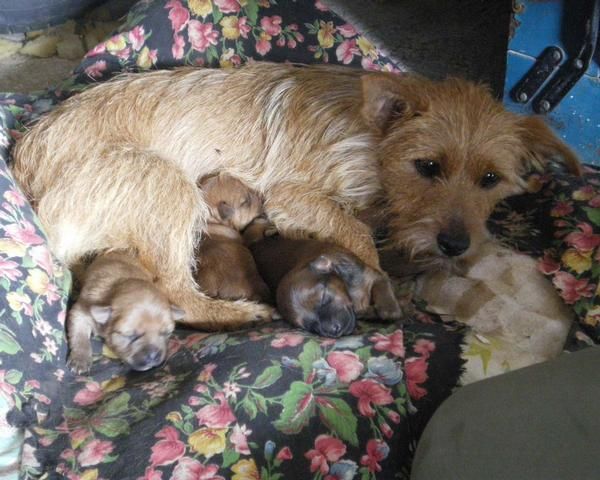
[170, 305, 185, 321]
[90, 305, 112, 325]
[518, 116, 582, 176]
[361, 74, 425, 133]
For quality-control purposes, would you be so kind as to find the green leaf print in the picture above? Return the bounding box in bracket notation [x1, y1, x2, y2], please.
[317, 397, 358, 447]
[273, 381, 315, 434]
[254, 364, 282, 389]
[298, 340, 321, 380]
[0, 324, 21, 354]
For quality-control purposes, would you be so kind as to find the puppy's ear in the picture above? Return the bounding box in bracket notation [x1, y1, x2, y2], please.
[198, 173, 218, 190]
[217, 201, 234, 220]
[310, 255, 334, 274]
[90, 305, 112, 325]
[170, 305, 185, 321]
[361, 74, 424, 133]
[518, 116, 582, 176]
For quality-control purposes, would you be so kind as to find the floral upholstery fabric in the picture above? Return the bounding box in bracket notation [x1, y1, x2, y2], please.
[0, 1, 597, 479]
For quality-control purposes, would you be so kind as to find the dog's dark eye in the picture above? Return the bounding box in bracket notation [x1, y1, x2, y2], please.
[414, 159, 441, 179]
[480, 172, 500, 189]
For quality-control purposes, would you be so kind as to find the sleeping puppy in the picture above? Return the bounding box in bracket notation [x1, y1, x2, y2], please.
[67, 252, 184, 374]
[244, 219, 400, 337]
[194, 173, 270, 302]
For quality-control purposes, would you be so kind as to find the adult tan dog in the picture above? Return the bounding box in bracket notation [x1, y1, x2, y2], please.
[11, 63, 580, 330]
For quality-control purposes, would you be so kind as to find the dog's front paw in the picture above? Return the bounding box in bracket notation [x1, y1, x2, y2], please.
[67, 352, 93, 375]
[372, 276, 403, 322]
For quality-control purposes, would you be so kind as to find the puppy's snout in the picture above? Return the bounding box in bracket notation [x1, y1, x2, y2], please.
[321, 319, 343, 337]
[437, 222, 470, 257]
[318, 309, 356, 338]
[131, 346, 164, 371]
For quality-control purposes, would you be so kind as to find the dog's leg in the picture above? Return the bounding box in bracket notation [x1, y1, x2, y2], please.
[265, 183, 402, 320]
[67, 303, 94, 374]
[265, 183, 380, 269]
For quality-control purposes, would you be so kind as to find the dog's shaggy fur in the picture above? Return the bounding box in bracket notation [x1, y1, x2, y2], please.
[11, 63, 580, 330]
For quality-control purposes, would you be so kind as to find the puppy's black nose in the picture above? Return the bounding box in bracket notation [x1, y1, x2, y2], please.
[320, 321, 343, 337]
[145, 348, 162, 365]
[437, 231, 470, 257]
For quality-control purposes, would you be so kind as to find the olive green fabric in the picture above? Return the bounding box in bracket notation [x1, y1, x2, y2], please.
[411, 347, 600, 480]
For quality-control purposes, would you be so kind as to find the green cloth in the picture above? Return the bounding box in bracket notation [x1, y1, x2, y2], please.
[412, 347, 600, 480]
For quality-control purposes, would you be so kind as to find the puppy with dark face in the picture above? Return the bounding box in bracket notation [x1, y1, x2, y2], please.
[244, 219, 400, 337]
[194, 173, 270, 303]
[67, 252, 183, 374]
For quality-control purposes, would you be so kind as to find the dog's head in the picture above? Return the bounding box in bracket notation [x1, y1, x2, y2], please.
[361, 74, 581, 264]
[200, 173, 263, 231]
[278, 255, 356, 338]
[90, 280, 183, 371]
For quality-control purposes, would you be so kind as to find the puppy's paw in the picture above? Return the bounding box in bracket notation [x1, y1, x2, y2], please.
[212, 301, 278, 330]
[372, 276, 403, 322]
[246, 302, 278, 324]
[67, 352, 92, 375]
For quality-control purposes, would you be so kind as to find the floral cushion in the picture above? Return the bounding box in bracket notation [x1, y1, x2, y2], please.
[0, 1, 597, 479]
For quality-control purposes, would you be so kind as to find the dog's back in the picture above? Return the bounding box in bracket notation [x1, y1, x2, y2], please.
[79, 252, 154, 305]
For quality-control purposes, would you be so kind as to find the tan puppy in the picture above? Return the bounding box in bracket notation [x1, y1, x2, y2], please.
[67, 252, 184, 374]
[194, 174, 270, 302]
[12, 63, 579, 330]
[415, 241, 573, 378]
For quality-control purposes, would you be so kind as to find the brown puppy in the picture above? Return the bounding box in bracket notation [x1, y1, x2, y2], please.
[244, 219, 400, 337]
[67, 252, 184, 374]
[194, 174, 270, 302]
[12, 64, 578, 330]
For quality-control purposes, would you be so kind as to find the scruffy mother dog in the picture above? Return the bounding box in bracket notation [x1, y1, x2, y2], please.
[11, 63, 580, 329]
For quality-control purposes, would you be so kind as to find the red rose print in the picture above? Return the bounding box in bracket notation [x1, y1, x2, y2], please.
[326, 351, 363, 383]
[553, 271, 595, 304]
[77, 439, 114, 467]
[188, 21, 219, 53]
[564, 223, 600, 252]
[538, 252, 561, 275]
[369, 330, 405, 357]
[360, 439, 389, 473]
[413, 339, 436, 357]
[150, 426, 185, 466]
[305, 435, 347, 475]
[196, 392, 236, 428]
[349, 379, 394, 417]
[276, 446, 293, 461]
[405, 356, 429, 400]
[261, 16, 283, 36]
[165, 0, 190, 33]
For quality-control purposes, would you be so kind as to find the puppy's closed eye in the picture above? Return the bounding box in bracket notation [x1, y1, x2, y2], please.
[116, 331, 144, 344]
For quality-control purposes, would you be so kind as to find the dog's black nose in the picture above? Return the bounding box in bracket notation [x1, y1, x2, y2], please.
[131, 347, 164, 371]
[320, 320, 343, 337]
[145, 348, 162, 365]
[437, 231, 470, 257]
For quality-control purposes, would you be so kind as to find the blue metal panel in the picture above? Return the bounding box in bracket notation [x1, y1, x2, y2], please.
[503, 0, 600, 165]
